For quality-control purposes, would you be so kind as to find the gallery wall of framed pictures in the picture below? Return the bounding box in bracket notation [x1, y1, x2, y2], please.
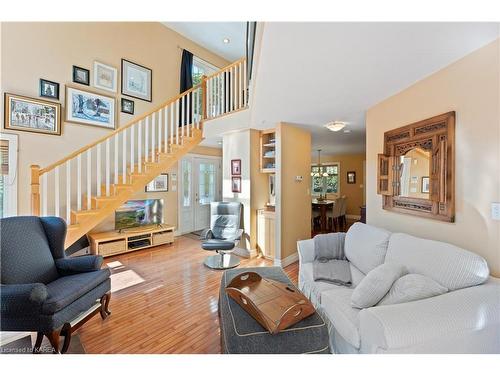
[3, 56, 153, 136]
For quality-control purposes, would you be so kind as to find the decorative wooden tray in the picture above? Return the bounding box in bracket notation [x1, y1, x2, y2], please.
[225, 272, 316, 334]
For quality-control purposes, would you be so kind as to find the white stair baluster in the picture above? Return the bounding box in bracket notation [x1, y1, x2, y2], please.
[207, 78, 211, 118]
[158, 109, 162, 155]
[175, 100, 179, 145]
[96, 143, 101, 197]
[77, 154, 81, 210]
[130, 125, 135, 174]
[42, 173, 47, 216]
[105, 138, 110, 196]
[66, 161, 71, 222]
[138, 121, 142, 173]
[114, 135, 118, 184]
[239, 62, 243, 109]
[87, 150, 91, 210]
[145, 116, 149, 162]
[187, 93, 191, 137]
[167, 106, 168, 153]
[122, 129, 127, 184]
[243, 59, 247, 106]
[170, 103, 174, 146]
[181, 95, 185, 140]
[54, 166, 60, 217]
[230, 66, 233, 112]
[151, 112, 156, 161]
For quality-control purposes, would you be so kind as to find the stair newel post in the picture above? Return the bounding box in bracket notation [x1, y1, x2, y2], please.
[201, 75, 208, 122]
[30, 164, 41, 216]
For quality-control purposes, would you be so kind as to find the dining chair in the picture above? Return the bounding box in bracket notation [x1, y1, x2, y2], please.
[339, 196, 348, 231]
[327, 197, 343, 232]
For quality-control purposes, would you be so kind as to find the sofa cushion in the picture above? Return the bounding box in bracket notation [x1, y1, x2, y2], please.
[378, 274, 448, 306]
[42, 268, 110, 314]
[385, 233, 489, 291]
[320, 287, 361, 349]
[351, 263, 407, 308]
[345, 223, 391, 275]
[299, 263, 343, 306]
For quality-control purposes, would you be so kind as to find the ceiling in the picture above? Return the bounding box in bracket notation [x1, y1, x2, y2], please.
[162, 22, 246, 62]
[250, 22, 500, 155]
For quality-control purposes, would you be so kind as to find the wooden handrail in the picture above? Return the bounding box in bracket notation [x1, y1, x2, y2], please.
[203, 58, 245, 80]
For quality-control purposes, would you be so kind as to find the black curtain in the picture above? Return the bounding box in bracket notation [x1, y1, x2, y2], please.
[179, 49, 193, 126]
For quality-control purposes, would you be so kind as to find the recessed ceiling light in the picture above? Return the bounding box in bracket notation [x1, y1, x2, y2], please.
[218, 141, 223, 145]
[324, 121, 347, 132]
[343, 129, 351, 134]
[223, 38, 230, 44]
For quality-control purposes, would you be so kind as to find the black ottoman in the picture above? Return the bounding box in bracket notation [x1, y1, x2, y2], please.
[219, 266, 330, 354]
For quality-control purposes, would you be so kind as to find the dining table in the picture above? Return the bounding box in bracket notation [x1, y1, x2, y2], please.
[311, 199, 335, 233]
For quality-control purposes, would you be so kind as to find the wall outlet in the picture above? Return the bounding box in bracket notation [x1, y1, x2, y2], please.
[295, 175, 303, 182]
[492, 202, 500, 221]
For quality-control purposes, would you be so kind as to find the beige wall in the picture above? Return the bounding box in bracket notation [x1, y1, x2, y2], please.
[276, 123, 311, 260]
[0, 22, 229, 218]
[222, 129, 267, 252]
[366, 39, 500, 276]
[320, 153, 366, 216]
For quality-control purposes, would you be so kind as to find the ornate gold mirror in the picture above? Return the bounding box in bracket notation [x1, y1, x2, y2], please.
[377, 112, 455, 222]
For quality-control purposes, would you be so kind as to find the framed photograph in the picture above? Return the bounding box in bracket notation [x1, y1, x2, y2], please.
[65, 86, 116, 129]
[121, 98, 134, 114]
[72, 65, 90, 85]
[421, 176, 430, 193]
[93, 61, 118, 93]
[347, 171, 356, 184]
[231, 159, 241, 175]
[4, 93, 61, 135]
[39, 79, 60, 99]
[231, 176, 242, 193]
[145, 173, 168, 192]
[121, 59, 152, 102]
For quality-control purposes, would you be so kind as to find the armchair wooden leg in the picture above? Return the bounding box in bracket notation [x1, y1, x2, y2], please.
[33, 332, 44, 353]
[100, 292, 111, 320]
[60, 323, 72, 354]
[46, 330, 60, 354]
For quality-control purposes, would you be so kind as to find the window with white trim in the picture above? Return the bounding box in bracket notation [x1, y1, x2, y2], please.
[311, 162, 340, 196]
[0, 133, 18, 218]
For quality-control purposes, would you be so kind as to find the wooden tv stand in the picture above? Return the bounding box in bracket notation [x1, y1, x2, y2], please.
[88, 224, 175, 257]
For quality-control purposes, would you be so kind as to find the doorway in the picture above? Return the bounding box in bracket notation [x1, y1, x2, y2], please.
[178, 155, 222, 234]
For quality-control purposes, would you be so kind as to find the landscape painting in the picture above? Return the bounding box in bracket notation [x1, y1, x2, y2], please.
[66, 87, 116, 129]
[4, 93, 61, 135]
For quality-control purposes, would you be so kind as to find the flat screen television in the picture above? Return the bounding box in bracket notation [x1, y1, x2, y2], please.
[115, 199, 163, 231]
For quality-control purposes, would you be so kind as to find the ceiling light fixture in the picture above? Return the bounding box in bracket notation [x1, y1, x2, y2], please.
[324, 121, 347, 132]
[343, 129, 351, 134]
[223, 38, 230, 44]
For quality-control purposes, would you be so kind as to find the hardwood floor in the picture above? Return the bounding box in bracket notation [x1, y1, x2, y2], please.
[78, 236, 299, 354]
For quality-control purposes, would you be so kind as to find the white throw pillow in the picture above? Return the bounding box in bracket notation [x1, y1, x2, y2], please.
[351, 262, 407, 308]
[377, 274, 448, 306]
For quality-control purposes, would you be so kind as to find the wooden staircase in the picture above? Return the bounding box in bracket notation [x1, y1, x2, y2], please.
[30, 58, 248, 248]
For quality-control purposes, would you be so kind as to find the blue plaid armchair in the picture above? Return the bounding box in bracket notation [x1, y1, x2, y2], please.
[0, 216, 111, 353]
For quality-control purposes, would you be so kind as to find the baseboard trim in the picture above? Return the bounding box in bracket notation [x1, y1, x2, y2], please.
[274, 252, 299, 267]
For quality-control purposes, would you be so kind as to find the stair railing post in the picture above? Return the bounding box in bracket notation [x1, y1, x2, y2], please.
[201, 75, 207, 121]
[30, 165, 41, 216]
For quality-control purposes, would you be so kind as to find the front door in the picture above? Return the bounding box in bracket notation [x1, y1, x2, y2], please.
[178, 156, 221, 234]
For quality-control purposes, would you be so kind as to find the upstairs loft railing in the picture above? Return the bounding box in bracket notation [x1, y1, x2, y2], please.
[30, 58, 248, 222]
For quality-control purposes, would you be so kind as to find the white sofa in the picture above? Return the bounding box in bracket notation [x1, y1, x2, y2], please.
[297, 223, 500, 354]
